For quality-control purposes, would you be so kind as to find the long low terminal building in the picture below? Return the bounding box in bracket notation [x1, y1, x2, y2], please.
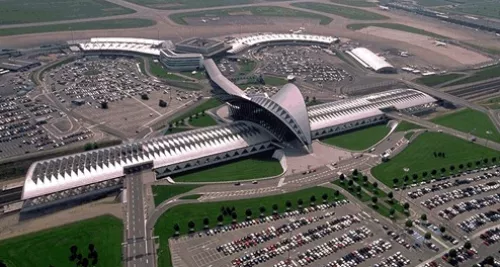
[21, 45, 436, 213]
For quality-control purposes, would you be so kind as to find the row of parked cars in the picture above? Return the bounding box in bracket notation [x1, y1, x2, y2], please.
[480, 226, 500, 246]
[294, 227, 372, 266]
[423, 261, 443, 267]
[207, 200, 350, 238]
[230, 214, 361, 267]
[458, 209, 500, 233]
[422, 181, 500, 210]
[408, 169, 500, 199]
[373, 251, 411, 267]
[319, 239, 393, 267]
[386, 231, 412, 250]
[438, 192, 500, 220]
[441, 247, 477, 265]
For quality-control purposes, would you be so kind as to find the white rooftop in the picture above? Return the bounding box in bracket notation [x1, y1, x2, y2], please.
[78, 37, 166, 56]
[348, 47, 395, 72]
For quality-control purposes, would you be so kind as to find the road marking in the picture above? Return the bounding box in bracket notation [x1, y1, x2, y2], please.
[277, 177, 286, 187]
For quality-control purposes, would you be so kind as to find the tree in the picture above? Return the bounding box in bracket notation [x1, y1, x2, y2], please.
[405, 219, 413, 228]
[450, 165, 455, 172]
[393, 178, 399, 186]
[373, 181, 378, 188]
[297, 199, 303, 208]
[322, 193, 328, 203]
[362, 175, 368, 185]
[347, 180, 354, 190]
[100, 101, 108, 109]
[81, 258, 89, 267]
[339, 173, 346, 183]
[404, 175, 409, 182]
[173, 223, 180, 236]
[352, 169, 359, 177]
[422, 171, 428, 178]
[459, 163, 464, 169]
[310, 195, 316, 206]
[0, 261, 7, 267]
[141, 94, 149, 100]
[484, 256, 495, 265]
[476, 160, 481, 167]
[70, 245, 78, 256]
[285, 200, 292, 211]
[371, 196, 378, 207]
[84, 143, 93, 151]
[439, 225, 446, 233]
[388, 191, 394, 203]
[424, 232, 432, 241]
[492, 157, 497, 163]
[203, 217, 209, 229]
[412, 173, 418, 180]
[245, 209, 253, 220]
[431, 169, 437, 176]
[259, 206, 266, 217]
[448, 249, 457, 258]
[440, 167, 446, 173]
[467, 162, 473, 168]
[217, 214, 224, 226]
[389, 208, 395, 218]
[355, 185, 361, 195]
[159, 99, 167, 107]
[188, 221, 195, 233]
[464, 241, 472, 250]
[421, 214, 427, 221]
[272, 204, 278, 214]
[231, 212, 238, 223]
[403, 202, 410, 210]
[334, 190, 340, 199]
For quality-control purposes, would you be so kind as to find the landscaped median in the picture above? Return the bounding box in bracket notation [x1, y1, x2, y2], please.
[154, 186, 344, 267]
[371, 132, 499, 187]
[320, 124, 390, 151]
[169, 6, 333, 25]
[0, 19, 157, 36]
[152, 185, 201, 206]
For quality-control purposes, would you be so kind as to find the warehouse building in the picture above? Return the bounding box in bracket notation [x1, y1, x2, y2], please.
[175, 37, 229, 57]
[346, 47, 396, 73]
[158, 49, 203, 71]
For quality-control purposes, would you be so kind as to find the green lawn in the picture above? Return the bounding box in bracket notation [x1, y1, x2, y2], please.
[0, 19, 156, 36]
[395, 121, 422, 132]
[442, 2, 500, 19]
[152, 185, 201, 206]
[179, 194, 203, 200]
[371, 132, 499, 187]
[404, 131, 415, 140]
[264, 76, 288, 86]
[347, 23, 448, 39]
[149, 59, 194, 81]
[320, 124, 390, 151]
[465, 42, 500, 56]
[180, 71, 206, 80]
[238, 60, 257, 75]
[169, 98, 222, 125]
[154, 186, 344, 267]
[330, 0, 377, 7]
[164, 127, 192, 135]
[0, 216, 122, 267]
[415, 73, 465, 87]
[169, 6, 333, 25]
[172, 151, 282, 182]
[416, 0, 454, 6]
[431, 108, 500, 142]
[447, 65, 500, 86]
[0, 0, 135, 25]
[188, 115, 218, 127]
[123, 0, 285, 9]
[292, 2, 389, 20]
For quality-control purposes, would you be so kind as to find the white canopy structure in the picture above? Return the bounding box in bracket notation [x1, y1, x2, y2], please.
[228, 33, 338, 54]
[78, 37, 167, 56]
[347, 47, 395, 73]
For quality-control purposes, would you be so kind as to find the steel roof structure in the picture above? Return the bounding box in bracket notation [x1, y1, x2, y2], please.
[308, 89, 435, 131]
[78, 37, 166, 56]
[22, 122, 273, 200]
[228, 33, 338, 54]
[347, 47, 395, 73]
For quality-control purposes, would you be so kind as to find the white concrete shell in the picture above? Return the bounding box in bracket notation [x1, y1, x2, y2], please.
[78, 37, 166, 56]
[348, 47, 395, 73]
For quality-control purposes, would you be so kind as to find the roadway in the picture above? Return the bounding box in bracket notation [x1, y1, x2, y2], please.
[0, 187, 22, 205]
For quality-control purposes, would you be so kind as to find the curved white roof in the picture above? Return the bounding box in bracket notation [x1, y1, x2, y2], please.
[78, 37, 165, 56]
[228, 33, 338, 54]
[349, 47, 394, 72]
[204, 59, 250, 99]
[22, 121, 272, 200]
[308, 89, 436, 131]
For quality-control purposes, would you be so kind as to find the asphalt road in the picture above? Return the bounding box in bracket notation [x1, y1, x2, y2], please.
[0, 188, 22, 205]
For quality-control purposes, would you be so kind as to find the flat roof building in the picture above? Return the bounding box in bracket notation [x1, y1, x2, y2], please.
[159, 49, 203, 71]
[347, 47, 395, 73]
[0, 58, 40, 71]
[175, 37, 229, 57]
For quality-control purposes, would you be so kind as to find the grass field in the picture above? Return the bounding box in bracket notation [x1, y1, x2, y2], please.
[238, 60, 257, 75]
[123, 0, 285, 10]
[432, 109, 500, 142]
[0, 19, 156, 37]
[152, 185, 200, 206]
[0, 0, 135, 25]
[264, 76, 288, 86]
[169, 98, 222, 125]
[371, 132, 499, 187]
[180, 71, 206, 80]
[320, 124, 390, 151]
[395, 121, 422, 132]
[415, 73, 465, 86]
[172, 151, 282, 182]
[416, 0, 454, 6]
[444, 2, 500, 19]
[480, 96, 500, 110]
[330, 0, 377, 7]
[179, 194, 203, 200]
[169, 6, 333, 25]
[154, 186, 344, 267]
[404, 131, 415, 140]
[347, 23, 448, 39]
[149, 59, 195, 81]
[447, 65, 500, 86]
[292, 2, 389, 20]
[188, 115, 218, 127]
[0, 216, 122, 267]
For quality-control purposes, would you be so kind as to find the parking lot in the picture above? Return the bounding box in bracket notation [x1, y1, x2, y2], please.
[169, 200, 435, 267]
[254, 46, 354, 89]
[43, 56, 205, 137]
